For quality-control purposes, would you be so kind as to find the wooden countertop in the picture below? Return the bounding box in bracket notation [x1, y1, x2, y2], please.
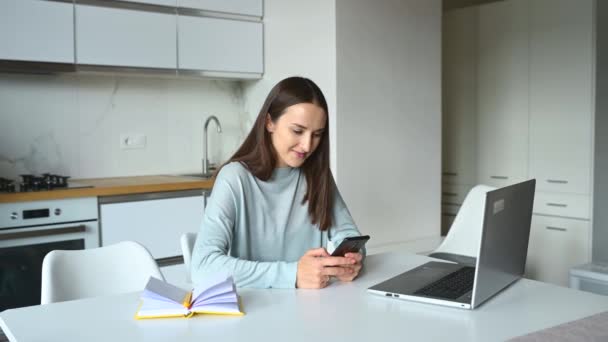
[0, 175, 214, 203]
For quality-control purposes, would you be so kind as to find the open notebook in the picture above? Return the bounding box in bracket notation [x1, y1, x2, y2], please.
[135, 275, 244, 319]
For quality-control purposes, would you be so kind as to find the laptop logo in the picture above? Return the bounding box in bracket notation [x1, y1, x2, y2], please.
[493, 199, 505, 214]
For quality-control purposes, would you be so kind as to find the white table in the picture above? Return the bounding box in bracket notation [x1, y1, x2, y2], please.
[2, 251, 608, 342]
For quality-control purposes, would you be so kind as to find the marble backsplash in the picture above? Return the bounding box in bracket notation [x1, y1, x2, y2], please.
[0, 73, 254, 180]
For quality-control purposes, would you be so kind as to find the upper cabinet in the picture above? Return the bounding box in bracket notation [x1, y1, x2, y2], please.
[178, 16, 263, 74]
[76, 4, 177, 69]
[0, 0, 263, 79]
[476, 0, 529, 188]
[528, 0, 594, 194]
[178, 0, 263, 17]
[442, 7, 478, 186]
[0, 0, 74, 63]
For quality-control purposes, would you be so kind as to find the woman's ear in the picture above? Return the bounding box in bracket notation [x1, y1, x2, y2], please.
[265, 114, 275, 133]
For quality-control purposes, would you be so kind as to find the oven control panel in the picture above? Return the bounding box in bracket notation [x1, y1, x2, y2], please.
[0, 197, 98, 229]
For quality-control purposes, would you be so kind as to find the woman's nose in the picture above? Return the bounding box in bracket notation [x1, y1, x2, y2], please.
[300, 135, 312, 152]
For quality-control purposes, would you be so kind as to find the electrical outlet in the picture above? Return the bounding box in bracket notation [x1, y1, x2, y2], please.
[120, 133, 147, 149]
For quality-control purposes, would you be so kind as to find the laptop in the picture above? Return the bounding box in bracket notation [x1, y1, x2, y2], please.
[368, 179, 536, 309]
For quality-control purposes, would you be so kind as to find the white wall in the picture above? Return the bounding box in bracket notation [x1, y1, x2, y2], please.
[241, 0, 337, 173]
[335, 0, 442, 252]
[0, 73, 247, 179]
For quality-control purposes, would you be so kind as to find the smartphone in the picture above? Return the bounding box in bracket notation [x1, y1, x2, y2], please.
[330, 235, 370, 257]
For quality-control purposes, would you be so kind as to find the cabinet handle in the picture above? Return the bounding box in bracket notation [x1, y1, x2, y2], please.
[546, 226, 567, 232]
[442, 192, 458, 197]
[0, 225, 85, 241]
[546, 203, 568, 208]
[442, 172, 458, 176]
[490, 175, 508, 180]
[547, 179, 568, 184]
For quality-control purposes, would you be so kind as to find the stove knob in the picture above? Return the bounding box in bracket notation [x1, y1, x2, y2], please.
[11, 212, 18, 220]
[54, 208, 62, 216]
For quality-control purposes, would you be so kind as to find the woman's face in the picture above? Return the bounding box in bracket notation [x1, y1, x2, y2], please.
[266, 103, 327, 168]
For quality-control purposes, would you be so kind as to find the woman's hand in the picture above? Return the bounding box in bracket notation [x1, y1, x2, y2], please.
[296, 248, 356, 289]
[335, 252, 363, 282]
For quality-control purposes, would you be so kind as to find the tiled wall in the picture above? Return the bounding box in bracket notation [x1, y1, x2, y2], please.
[0, 73, 253, 179]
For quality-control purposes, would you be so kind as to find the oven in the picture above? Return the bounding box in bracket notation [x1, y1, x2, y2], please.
[0, 197, 99, 311]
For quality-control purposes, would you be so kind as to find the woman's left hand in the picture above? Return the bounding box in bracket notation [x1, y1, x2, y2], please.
[335, 252, 363, 282]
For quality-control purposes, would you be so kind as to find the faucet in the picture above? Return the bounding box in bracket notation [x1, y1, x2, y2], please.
[203, 115, 222, 176]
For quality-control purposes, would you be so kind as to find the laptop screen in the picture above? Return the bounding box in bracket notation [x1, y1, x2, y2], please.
[472, 179, 536, 308]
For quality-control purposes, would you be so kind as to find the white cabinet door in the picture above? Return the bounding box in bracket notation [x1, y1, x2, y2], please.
[178, 15, 263, 73]
[477, 0, 529, 188]
[533, 191, 591, 220]
[525, 215, 590, 286]
[76, 5, 176, 68]
[0, 0, 74, 63]
[528, 0, 593, 195]
[442, 7, 478, 186]
[100, 195, 204, 259]
[178, 0, 263, 17]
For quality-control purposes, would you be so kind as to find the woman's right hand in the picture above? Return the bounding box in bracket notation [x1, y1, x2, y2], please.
[296, 248, 356, 289]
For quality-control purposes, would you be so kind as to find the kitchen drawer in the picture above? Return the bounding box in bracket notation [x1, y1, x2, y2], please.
[525, 215, 591, 286]
[441, 184, 472, 205]
[533, 191, 590, 219]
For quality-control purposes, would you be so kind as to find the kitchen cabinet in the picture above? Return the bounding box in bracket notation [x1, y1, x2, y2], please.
[99, 191, 204, 259]
[178, 0, 263, 17]
[0, 0, 74, 63]
[178, 15, 263, 74]
[443, 0, 595, 286]
[526, 214, 590, 286]
[533, 191, 591, 220]
[442, 6, 478, 187]
[75, 4, 177, 69]
[528, 0, 593, 195]
[476, 0, 529, 188]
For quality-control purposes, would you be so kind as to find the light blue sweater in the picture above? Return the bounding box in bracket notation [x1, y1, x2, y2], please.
[190, 162, 363, 288]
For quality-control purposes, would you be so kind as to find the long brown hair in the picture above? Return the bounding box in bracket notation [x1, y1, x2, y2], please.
[217, 76, 334, 231]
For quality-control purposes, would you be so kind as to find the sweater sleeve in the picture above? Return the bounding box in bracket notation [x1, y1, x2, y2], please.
[190, 166, 298, 289]
[329, 185, 367, 258]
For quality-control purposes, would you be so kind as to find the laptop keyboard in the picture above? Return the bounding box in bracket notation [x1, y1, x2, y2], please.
[414, 266, 475, 300]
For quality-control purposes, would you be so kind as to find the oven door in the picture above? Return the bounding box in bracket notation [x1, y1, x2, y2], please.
[0, 221, 99, 311]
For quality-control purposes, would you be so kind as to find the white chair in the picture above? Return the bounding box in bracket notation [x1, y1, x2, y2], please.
[41, 241, 163, 304]
[429, 185, 496, 264]
[180, 232, 197, 282]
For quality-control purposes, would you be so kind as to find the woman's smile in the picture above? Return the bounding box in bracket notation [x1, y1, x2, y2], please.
[293, 150, 307, 159]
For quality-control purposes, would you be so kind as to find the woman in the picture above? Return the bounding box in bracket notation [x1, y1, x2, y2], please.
[191, 76, 365, 289]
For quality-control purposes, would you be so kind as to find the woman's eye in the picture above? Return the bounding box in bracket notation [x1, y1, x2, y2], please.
[314, 133, 323, 138]
[292, 130, 303, 135]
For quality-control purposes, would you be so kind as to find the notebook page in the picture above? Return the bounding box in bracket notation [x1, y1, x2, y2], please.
[192, 275, 233, 303]
[143, 277, 190, 305]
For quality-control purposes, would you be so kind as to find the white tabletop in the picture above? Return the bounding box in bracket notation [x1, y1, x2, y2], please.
[2, 251, 608, 342]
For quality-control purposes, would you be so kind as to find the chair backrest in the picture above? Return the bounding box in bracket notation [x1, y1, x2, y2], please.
[433, 185, 497, 258]
[180, 232, 197, 282]
[41, 241, 163, 304]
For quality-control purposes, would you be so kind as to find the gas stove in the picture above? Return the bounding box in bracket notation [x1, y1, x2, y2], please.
[0, 174, 92, 193]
